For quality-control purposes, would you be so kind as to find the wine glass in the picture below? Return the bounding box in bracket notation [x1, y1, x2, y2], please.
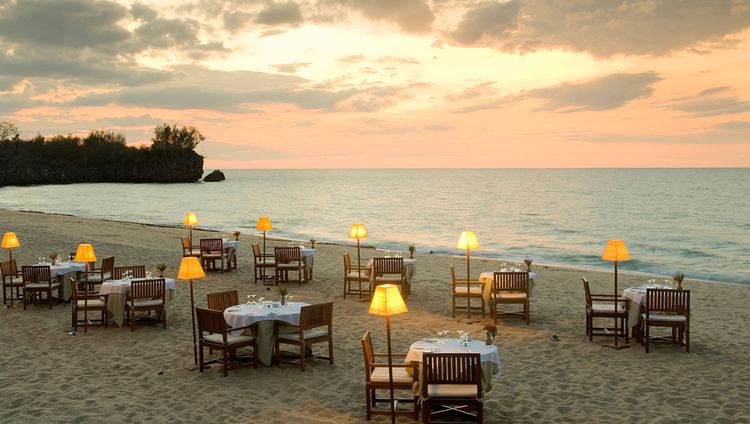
[286, 295, 294, 306]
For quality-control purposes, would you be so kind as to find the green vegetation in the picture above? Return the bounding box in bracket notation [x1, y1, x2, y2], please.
[0, 122, 204, 186]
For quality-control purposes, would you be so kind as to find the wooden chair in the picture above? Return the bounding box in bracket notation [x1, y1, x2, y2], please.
[275, 302, 333, 371]
[360, 330, 419, 421]
[113, 265, 146, 279]
[126, 279, 166, 332]
[491, 272, 530, 324]
[421, 353, 483, 424]
[1, 259, 23, 307]
[207, 290, 239, 311]
[22, 265, 61, 310]
[196, 307, 258, 376]
[582, 277, 629, 341]
[451, 264, 485, 318]
[644, 288, 690, 353]
[181, 235, 200, 258]
[343, 252, 369, 299]
[274, 247, 304, 285]
[372, 258, 408, 299]
[78, 256, 114, 291]
[252, 243, 275, 284]
[200, 238, 227, 273]
[69, 279, 108, 331]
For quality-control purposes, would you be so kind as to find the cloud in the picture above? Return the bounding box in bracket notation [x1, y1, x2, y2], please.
[337, 0, 434, 33]
[444, 82, 496, 102]
[255, 1, 304, 26]
[712, 120, 750, 130]
[376, 56, 420, 65]
[271, 62, 311, 73]
[668, 96, 750, 116]
[530, 72, 662, 112]
[444, 0, 750, 57]
[223, 10, 252, 33]
[196, 140, 293, 161]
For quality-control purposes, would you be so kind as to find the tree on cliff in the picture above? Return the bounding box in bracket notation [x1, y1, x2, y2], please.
[151, 124, 205, 150]
[0, 121, 20, 141]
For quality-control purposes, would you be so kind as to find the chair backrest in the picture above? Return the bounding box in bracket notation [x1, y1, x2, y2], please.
[181, 236, 191, 249]
[582, 277, 592, 306]
[343, 252, 352, 270]
[373, 257, 404, 275]
[129, 279, 165, 300]
[1, 260, 18, 281]
[114, 265, 146, 279]
[300, 302, 333, 332]
[101, 256, 115, 274]
[493, 272, 529, 293]
[252, 243, 262, 259]
[22, 265, 52, 284]
[421, 352, 482, 397]
[196, 307, 229, 337]
[207, 290, 239, 311]
[646, 289, 690, 316]
[200, 238, 224, 254]
[361, 330, 375, 382]
[275, 246, 301, 263]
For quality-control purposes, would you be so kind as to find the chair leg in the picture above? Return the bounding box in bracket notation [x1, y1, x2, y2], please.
[422, 400, 430, 424]
[199, 343, 205, 373]
[299, 341, 306, 372]
[222, 348, 229, 376]
[645, 321, 650, 353]
[452, 295, 456, 318]
[328, 337, 334, 364]
[685, 324, 690, 353]
[365, 387, 372, 420]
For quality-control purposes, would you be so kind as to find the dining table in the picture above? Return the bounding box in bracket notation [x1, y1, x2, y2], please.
[479, 270, 537, 304]
[222, 239, 239, 270]
[299, 247, 316, 280]
[43, 261, 86, 301]
[223, 301, 309, 366]
[98, 277, 176, 326]
[366, 257, 417, 283]
[405, 338, 501, 392]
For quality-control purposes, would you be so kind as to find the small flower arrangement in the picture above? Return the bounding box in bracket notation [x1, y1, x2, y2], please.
[408, 245, 416, 259]
[233, 230, 241, 241]
[483, 323, 497, 338]
[523, 258, 533, 272]
[157, 263, 167, 277]
[49, 251, 59, 263]
[277, 287, 289, 304]
[309, 239, 316, 248]
[673, 272, 685, 289]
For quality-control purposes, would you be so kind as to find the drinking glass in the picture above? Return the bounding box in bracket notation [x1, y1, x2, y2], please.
[286, 295, 294, 306]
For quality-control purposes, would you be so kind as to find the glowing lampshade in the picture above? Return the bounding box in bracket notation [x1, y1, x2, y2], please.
[74, 244, 96, 263]
[178, 257, 205, 280]
[369, 284, 407, 317]
[456, 231, 479, 250]
[349, 223, 368, 239]
[1, 232, 20, 249]
[183, 212, 198, 227]
[256, 217, 273, 231]
[602, 240, 631, 261]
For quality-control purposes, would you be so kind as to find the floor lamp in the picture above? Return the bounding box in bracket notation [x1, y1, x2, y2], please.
[602, 239, 631, 350]
[349, 223, 368, 300]
[178, 256, 206, 364]
[183, 212, 198, 255]
[369, 284, 408, 424]
[74, 243, 96, 334]
[256, 217, 273, 284]
[2, 232, 20, 307]
[457, 231, 479, 318]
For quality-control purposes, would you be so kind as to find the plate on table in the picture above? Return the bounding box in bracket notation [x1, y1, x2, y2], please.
[226, 307, 241, 313]
[421, 338, 438, 343]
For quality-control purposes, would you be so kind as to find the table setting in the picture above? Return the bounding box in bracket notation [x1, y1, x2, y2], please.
[479, 265, 537, 303]
[34, 256, 86, 301]
[622, 279, 687, 338]
[99, 275, 176, 326]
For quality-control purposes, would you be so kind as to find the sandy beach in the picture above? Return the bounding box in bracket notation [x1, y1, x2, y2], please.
[1, 208, 749, 423]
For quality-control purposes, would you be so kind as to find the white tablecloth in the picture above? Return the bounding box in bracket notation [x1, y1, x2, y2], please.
[406, 339, 501, 392]
[479, 271, 536, 304]
[224, 302, 309, 366]
[48, 262, 86, 300]
[100, 278, 176, 326]
[223, 239, 239, 253]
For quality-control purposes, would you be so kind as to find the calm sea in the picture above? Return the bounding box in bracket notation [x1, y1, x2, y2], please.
[1, 169, 748, 284]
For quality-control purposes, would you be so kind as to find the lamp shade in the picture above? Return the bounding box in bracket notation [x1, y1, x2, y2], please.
[456, 231, 479, 250]
[74, 243, 96, 263]
[183, 212, 199, 227]
[178, 256, 206, 279]
[349, 223, 368, 239]
[602, 240, 631, 261]
[369, 284, 407, 316]
[256, 217, 273, 231]
[1, 232, 20, 249]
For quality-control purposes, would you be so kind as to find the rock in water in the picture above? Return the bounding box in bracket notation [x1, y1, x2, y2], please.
[203, 170, 226, 182]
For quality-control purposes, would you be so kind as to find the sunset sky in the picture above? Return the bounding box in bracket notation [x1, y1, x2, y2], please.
[1, 0, 749, 168]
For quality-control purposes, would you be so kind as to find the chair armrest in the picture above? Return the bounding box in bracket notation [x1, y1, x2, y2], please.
[368, 362, 417, 369]
[372, 352, 407, 358]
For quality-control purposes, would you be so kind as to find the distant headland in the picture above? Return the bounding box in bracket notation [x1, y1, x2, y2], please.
[0, 122, 204, 186]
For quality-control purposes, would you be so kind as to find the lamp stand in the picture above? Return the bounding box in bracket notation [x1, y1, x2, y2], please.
[261, 230, 271, 285]
[466, 247, 471, 319]
[189, 226, 193, 255]
[190, 278, 198, 364]
[385, 315, 396, 424]
[8, 248, 14, 308]
[603, 260, 629, 350]
[84, 262, 89, 334]
[357, 238, 363, 300]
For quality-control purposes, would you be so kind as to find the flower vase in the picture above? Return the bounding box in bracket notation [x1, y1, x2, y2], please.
[281, 295, 286, 305]
[159, 271, 165, 278]
[485, 333, 494, 345]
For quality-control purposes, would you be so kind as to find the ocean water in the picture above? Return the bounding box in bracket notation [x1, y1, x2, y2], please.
[1, 169, 748, 284]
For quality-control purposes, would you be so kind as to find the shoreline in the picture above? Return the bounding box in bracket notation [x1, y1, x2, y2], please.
[2, 207, 739, 287]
